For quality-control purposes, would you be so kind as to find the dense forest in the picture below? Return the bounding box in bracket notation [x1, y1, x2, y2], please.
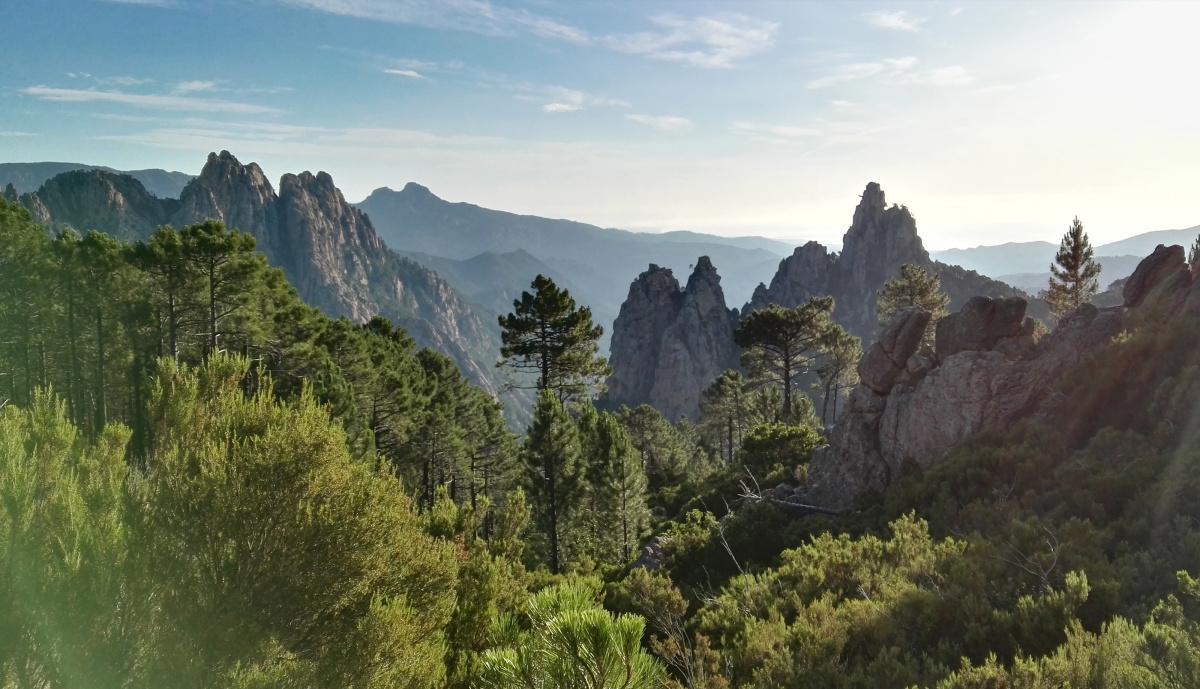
[5, 195, 1200, 689]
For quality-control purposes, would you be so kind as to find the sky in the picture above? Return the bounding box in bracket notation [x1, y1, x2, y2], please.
[2, 0, 1199, 250]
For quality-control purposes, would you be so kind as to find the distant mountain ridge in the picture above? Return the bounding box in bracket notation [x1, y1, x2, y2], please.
[0, 161, 193, 199]
[932, 226, 1200, 290]
[356, 183, 787, 348]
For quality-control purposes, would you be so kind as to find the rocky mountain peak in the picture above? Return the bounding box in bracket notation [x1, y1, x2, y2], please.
[604, 259, 739, 421]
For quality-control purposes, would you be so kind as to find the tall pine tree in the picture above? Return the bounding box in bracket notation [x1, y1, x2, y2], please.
[498, 275, 609, 402]
[520, 389, 584, 573]
[1045, 216, 1101, 320]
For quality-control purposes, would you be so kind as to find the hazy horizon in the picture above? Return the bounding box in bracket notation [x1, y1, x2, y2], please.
[4, 0, 1199, 250]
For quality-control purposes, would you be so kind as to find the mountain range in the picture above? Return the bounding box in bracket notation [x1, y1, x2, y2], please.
[5, 157, 1196, 426]
[930, 225, 1200, 292]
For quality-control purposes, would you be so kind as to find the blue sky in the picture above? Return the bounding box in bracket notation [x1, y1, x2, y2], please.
[3, 0, 1199, 249]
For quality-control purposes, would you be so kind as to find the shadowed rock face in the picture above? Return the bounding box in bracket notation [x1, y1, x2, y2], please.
[604, 257, 739, 422]
[805, 245, 1194, 511]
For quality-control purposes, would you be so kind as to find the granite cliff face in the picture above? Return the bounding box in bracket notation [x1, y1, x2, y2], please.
[604, 257, 739, 421]
[804, 243, 1195, 511]
[747, 182, 1032, 340]
[11, 151, 504, 398]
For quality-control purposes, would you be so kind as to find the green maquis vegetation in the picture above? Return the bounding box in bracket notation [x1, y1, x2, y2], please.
[8, 195, 1200, 689]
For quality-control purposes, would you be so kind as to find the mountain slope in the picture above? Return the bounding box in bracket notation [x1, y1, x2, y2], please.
[0, 161, 193, 198]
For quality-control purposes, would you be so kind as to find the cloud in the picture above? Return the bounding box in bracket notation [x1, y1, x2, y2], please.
[732, 121, 823, 140]
[807, 57, 917, 88]
[521, 85, 629, 114]
[830, 99, 856, 108]
[275, 0, 587, 43]
[22, 85, 280, 114]
[175, 80, 218, 93]
[384, 69, 426, 80]
[907, 65, 974, 86]
[291, 3, 772, 69]
[806, 58, 972, 89]
[863, 10, 926, 32]
[0, 131, 38, 137]
[605, 14, 777, 68]
[101, 75, 154, 86]
[949, 7, 964, 17]
[625, 114, 692, 133]
[732, 119, 889, 147]
[100, 0, 176, 6]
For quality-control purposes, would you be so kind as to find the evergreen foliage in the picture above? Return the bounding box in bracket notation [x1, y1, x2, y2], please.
[876, 263, 948, 346]
[1045, 216, 1101, 319]
[498, 274, 610, 402]
[734, 299, 848, 421]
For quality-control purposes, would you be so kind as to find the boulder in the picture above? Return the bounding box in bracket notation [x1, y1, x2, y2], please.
[1123, 244, 1189, 309]
[858, 307, 930, 394]
[935, 296, 1028, 359]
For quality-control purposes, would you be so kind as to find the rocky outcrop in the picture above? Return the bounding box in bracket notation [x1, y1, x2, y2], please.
[604, 257, 739, 421]
[859, 308, 931, 394]
[1123, 244, 1188, 309]
[746, 183, 1033, 340]
[934, 296, 1032, 359]
[805, 245, 1195, 511]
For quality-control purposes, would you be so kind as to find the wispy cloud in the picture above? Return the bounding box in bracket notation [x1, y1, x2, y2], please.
[863, 10, 925, 32]
[0, 131, 38, 137]
[732, 121, 822, 140]
[807, 57, 917, 88]
[907, 65, 974, 86]
[22, 85, 280, 114]
[605, 14, 777, 68]
[384, 68, 427, 80]
[625, 114, 692, 133]
[807, 57, 972, 88]
[276, 0, 586, 43]
[516, 85, 629, 114]
[100, 0, 176, 6]
[174, 80, 218, 93]
[733, 119, 888, 147]
[100, 75, 154, 86]
[291, 3, 773, 69]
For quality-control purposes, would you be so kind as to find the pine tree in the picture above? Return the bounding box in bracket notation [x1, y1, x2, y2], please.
[498, 274, 609, 402]
[876, 263, 949, 346]
[698, 370, 753, 465]
[520, 389, 584, 573]
[1045, 216, 1101, 319]
[814, 328, 861, 425]
[734, 298, 845, 421]
[589, 412, 650, 563]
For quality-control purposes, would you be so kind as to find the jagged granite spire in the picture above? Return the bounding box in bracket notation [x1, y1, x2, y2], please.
[604, 256, 739, 422]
